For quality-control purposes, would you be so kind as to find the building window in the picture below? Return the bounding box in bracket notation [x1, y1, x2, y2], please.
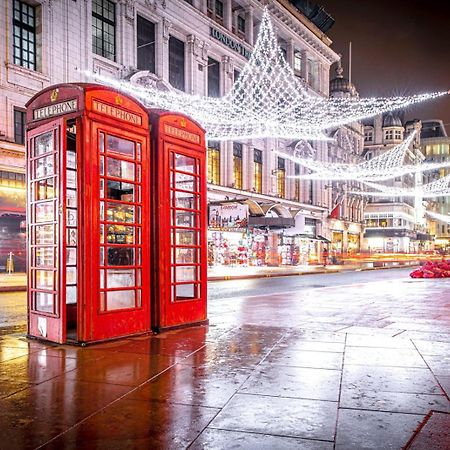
[364, 129, 374, 142]
[237, 16, 245, 34]
[137, 15, 155, 73]
[277, 157, 285, 198]
[92, 0, 116, 61]
[207, 0, 224, 25]
[254, 149, 262, 193]
[294, 51, 302, 73]
[234, 69, 240, 83]
[207, 57, 220, 98]
[294, 163, 300, 201]
[384, 130, 394, 140]
[208, 141, 220, 185]
[0, 171, 25, 188]
[13, 0, 37, 70]
[394, 130, 402, 140]
[233, 142, 243, 189]
[14, 108, 26, 145]
[169, 36, 185, 91]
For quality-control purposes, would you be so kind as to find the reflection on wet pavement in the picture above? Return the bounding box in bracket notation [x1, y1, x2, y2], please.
[0, 275, 449, 449]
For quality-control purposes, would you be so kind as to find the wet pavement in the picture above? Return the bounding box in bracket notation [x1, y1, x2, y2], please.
[0, 269, 449, 449]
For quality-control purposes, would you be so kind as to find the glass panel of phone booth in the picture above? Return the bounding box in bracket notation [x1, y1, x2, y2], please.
[98, 132, 143, 312]
[28, 125, 64, 342]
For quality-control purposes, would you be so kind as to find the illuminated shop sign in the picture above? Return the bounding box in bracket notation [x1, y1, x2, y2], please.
[92, 100, 142, 125]
[210, 28, 251, 60]
[164, 124, 201, 144]
[209, 204, 248, 230]
[33, 99, 78, 120]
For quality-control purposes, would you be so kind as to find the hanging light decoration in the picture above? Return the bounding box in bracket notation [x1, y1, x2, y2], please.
[349, 173, 450, 198]
[86, 8, 448, 141]
[279, 131, 450, 181]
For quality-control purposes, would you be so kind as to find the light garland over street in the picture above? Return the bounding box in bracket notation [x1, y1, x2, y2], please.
[87, 8, 448, 141]
[278, 131, 450, 181]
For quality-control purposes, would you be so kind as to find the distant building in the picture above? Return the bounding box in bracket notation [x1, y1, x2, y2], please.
[361, 115, 433, 253]
[420, 120, 450, 251]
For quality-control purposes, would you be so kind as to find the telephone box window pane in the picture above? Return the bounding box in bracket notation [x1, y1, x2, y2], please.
[66, 286, 77, 304]
[66, 267, 77, 285]
[36, 247, 55, 267]
[35, 292, 53, 313]
[107, 290, 135, 310]
[67, 151, 76, 169]
[67, 170, 77, 189]
[176, 230, 197, 245]
[35, 155, 55, 178]
[106, 225, 135, 244]
[175, 248, 197, 264]
[106, 203, 135, 223]
[35, 132, 53, 157]
[175, 173, 196, 192]
[36, 270, 54, 290]
[66, 189, 77, 208]
[106, 180, 135, 201]
[35, 225, 54, 244]
[34, 179, 55, 201]
[107, 158, 135, 181]
[67, 247, 76, 265]
[35, 202, 54, 223]
[106, 269, 135, 288]
[175, 211, 198, 227]
[107, 247, 135, 266]
[176, 266, 196, 282]
[175, 284, 195, 300]
[67, 209, 77, 227]
[107, 135, 135, 158]
[174, 192, 198, 210]
[67, 228, 77, 246]
[175, 154, 196, 173]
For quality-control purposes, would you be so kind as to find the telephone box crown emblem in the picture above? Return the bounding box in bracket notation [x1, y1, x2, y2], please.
[115, 95, 123, 105]
[180, 118, 187, 128]
[50, 89, 59, 102]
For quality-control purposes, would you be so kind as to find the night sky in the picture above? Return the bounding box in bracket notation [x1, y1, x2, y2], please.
[319, 0, 450, 128]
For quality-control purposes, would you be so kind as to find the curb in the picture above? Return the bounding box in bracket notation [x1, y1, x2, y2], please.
[207, 263, 419, 282]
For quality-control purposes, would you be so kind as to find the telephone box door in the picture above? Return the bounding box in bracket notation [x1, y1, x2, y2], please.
[27, 119, 66, 343]
[154, 115, 207, 330]
[83, 121, 150, 341]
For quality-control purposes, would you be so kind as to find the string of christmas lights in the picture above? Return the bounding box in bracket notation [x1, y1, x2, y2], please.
[86, 8, 448, 141]
[349, 174, 450, 198]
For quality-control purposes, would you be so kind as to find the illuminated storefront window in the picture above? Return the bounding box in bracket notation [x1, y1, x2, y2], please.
[233, 142, 243, 189]
[277, 157, 285, 198]
[254, 149, 262, 193]
[207, 141, 220, 185]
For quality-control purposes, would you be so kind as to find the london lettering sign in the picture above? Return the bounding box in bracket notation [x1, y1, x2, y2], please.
[210, 28, 251, 60]
[33, 99, 78, 120]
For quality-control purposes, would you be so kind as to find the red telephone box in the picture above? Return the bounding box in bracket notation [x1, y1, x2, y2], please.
[26, 83, 151, 343]
[149, 111, 208, 330]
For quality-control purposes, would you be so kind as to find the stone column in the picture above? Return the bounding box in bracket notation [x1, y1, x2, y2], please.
[157, 17, 171, 81]
[286, 39, 294, 68]
[223, 0, 232, 31]
[245, 6, 254, 45]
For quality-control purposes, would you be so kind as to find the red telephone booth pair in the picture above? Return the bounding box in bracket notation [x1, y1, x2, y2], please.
[26, 83, 207, 344]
